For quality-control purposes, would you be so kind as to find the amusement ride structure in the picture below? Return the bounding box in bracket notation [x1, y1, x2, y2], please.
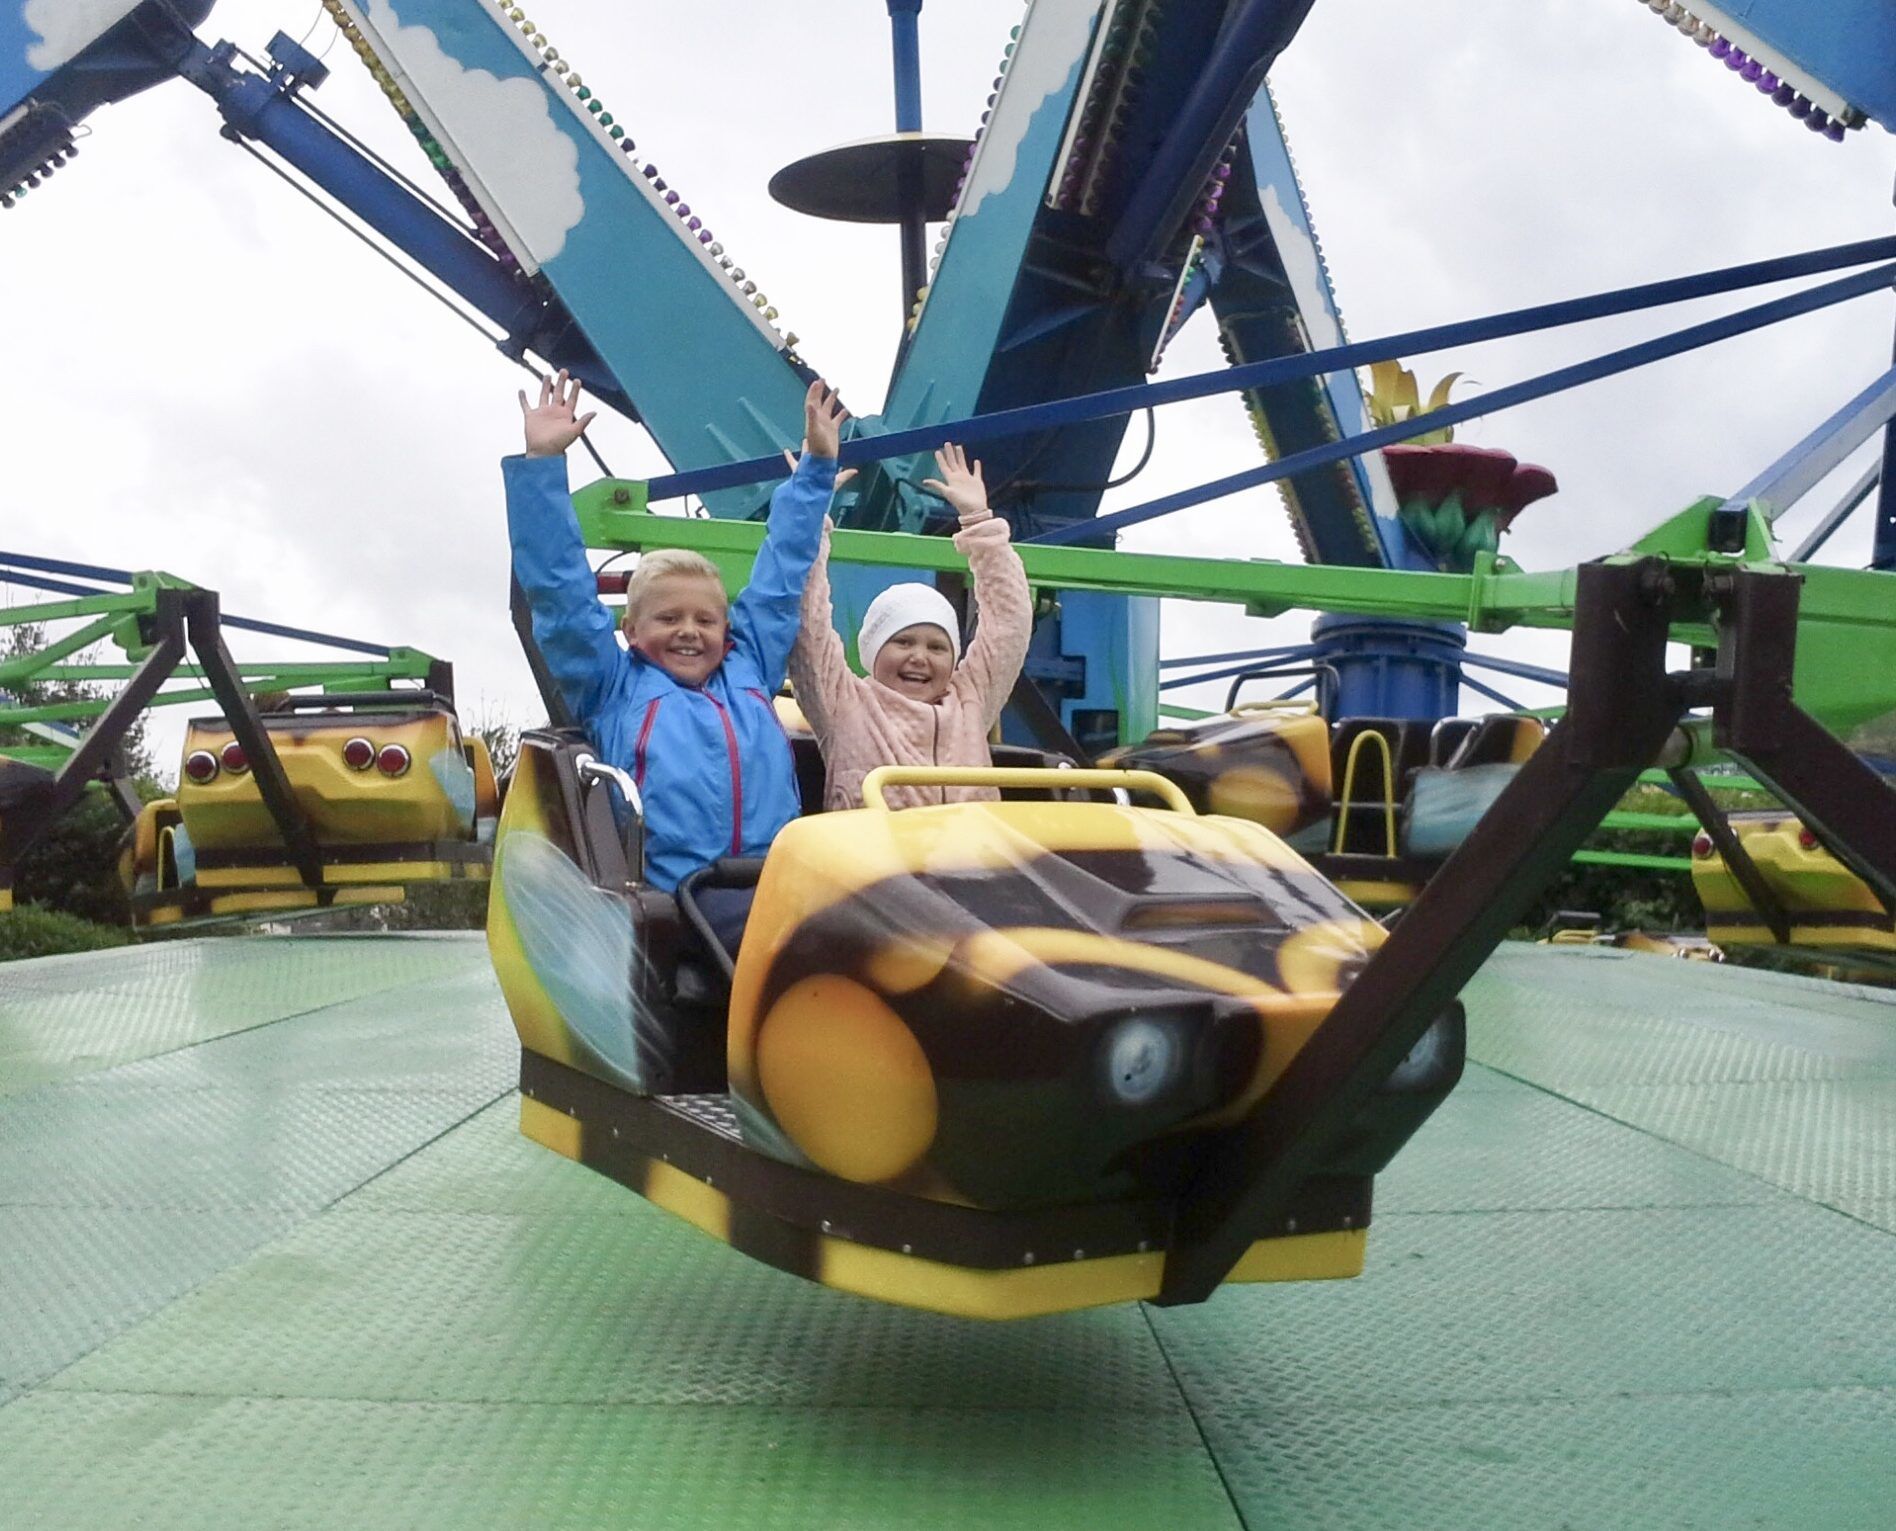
[4, 0, 1896, 1319]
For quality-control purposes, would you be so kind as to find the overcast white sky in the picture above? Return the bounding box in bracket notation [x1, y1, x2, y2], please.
[4, 0, 1892, 771]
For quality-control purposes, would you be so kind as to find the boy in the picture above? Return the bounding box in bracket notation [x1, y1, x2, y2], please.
[505, 370, 845, 950]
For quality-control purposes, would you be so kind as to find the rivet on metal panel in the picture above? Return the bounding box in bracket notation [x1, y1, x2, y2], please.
[1023, 1251, 1036, 1265]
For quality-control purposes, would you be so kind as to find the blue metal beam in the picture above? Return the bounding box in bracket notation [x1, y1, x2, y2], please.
[0, 554, 393, 657]
[1105, 0, 1316, 271]
[1031, 259, 1896, 546]
[646, 236, 1896, 503]
[1788, 459, 1881, 562]
[1460, 652, 1570, 689]
[1721, 363, 1896, 522]
[1158, 642, 1317, 669]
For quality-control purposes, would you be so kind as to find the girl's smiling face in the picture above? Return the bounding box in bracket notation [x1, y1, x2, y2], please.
[871, 623, 955, 702]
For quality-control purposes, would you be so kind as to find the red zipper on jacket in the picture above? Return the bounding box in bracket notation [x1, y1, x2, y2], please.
[633, 698, 663, 787]
[747, 688, 791, 741]
[707, 693, 744, 854]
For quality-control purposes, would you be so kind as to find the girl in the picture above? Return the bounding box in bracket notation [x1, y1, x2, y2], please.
[790, 444, 1032, 810]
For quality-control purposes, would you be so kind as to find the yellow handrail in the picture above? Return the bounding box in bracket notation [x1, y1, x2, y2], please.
[1333, 730, 1398, 858]
[860, 765, 1195, 815]
[1229, 699, 1319, 718]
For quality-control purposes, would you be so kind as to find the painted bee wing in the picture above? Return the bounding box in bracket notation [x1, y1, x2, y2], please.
[498, 829, 645, 1092]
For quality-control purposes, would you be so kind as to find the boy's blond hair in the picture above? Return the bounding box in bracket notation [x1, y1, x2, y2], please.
[622, 548, 727, 626]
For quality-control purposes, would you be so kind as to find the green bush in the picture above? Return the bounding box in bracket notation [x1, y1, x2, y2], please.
[0, 903, 131, 962]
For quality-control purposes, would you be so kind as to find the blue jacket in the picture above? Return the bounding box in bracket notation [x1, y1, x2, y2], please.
[504, 452, 837, 892]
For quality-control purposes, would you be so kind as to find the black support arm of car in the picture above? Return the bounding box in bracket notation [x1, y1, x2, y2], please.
[184, 590, 327, 893]
[1710, 570, 1896, 918]
[1157, 557, 1691, 1305]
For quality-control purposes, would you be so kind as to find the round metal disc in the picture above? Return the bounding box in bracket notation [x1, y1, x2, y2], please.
[768, 133, 975, 224]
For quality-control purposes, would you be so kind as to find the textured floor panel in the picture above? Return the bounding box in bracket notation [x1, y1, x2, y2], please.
[1148, 1202, 1896, 1414]
[0, 1393, 1241, 1531]
[50, 1204, 1180, 1410]
[1464, 948, 1896, 1088]
[345, 1097, 645, 1217]
[1564, 1078, 1896, 1210]
[6, 939, 1894, 1527]
[81, 967, 517, 1097]
[0, 1081, 501, 1212]
[0, 937, 485, 1093]
[1375, 1080, 1788, 1214]
[0, 1204, 295, 1400]
[1196, 1385, 1896, 1531]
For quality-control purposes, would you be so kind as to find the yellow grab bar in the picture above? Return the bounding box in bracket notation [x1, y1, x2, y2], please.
[1229, 698, 1319, 718]
[1334, 730, 1398, 858]
[860, 765, 1195, 815]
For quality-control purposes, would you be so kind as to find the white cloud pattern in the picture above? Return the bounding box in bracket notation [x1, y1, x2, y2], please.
[23, 0, 146, 71]
[366, 0, 583, 262]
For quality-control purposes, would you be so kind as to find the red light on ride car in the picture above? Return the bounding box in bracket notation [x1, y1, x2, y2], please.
[1797, 826, 1820, 851]
[1691, 832, 1715, 859]
[220, 741, 249, 773]
[342, 737, 375, 770]
[376, 743, 411, 777]
[183, 750, 219, 784]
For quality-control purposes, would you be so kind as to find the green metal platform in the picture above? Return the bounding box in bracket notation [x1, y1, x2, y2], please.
[2, 935, 1892, 1529]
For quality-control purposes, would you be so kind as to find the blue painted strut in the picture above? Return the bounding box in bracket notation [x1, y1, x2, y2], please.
[644, 236, 1896, 503]
[1031, 259, 1896, 546]
[0, 553, 393, 657]
[170, 39, 630, 417]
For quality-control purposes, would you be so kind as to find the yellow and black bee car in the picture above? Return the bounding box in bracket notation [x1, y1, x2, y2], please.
[1103, 704, 1545, 911]
[123, 692, 497, 927]
[487, 727, 1463, 1320]
[1692, 810, 1895, 970]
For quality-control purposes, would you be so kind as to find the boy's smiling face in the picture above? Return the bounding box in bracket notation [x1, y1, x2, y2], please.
[871, 623, 955, 703]
[627, 573, 728, 687]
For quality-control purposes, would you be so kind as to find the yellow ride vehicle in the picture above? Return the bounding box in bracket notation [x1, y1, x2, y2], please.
[1103, 703, 1545, 911]
[123, 692, 498, 927]
[1691, 810, 1896, 969]
[486, 727, 1463, 1321]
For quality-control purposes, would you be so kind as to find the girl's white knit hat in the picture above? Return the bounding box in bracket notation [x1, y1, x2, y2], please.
[857, 583, 962, 673]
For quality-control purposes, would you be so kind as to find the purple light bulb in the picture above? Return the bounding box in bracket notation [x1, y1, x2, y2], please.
[1709, 37, 1730, 59]
[1740, 61, 1762, 83]
[1825, 120, 1846, 141]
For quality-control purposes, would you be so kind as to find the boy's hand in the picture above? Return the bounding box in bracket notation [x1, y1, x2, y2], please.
[518, 369, 596, 458]
[802, 380, 848, 461]
[783, 448, 856, 489]
[921, 442, 988, 524]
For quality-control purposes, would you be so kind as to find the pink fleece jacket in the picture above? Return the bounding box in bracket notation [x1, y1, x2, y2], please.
[790, 508, 1032, 811]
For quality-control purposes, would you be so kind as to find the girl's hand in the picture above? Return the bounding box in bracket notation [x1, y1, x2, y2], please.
[921, 442, 988, 524]
[783, 447, 857, 488]
[518, 369, 596, 458]
[803, 380, 848, 460]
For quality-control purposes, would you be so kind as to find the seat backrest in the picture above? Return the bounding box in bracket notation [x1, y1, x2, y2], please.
[1450, 714, 1546, 769]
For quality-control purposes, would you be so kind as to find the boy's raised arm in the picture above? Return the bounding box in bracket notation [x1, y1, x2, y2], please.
[731, 381, 847, 693]
[504, 372, 624, 725]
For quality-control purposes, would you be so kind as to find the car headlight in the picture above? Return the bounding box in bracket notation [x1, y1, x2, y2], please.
[1098, 1016, 1183, 1106]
